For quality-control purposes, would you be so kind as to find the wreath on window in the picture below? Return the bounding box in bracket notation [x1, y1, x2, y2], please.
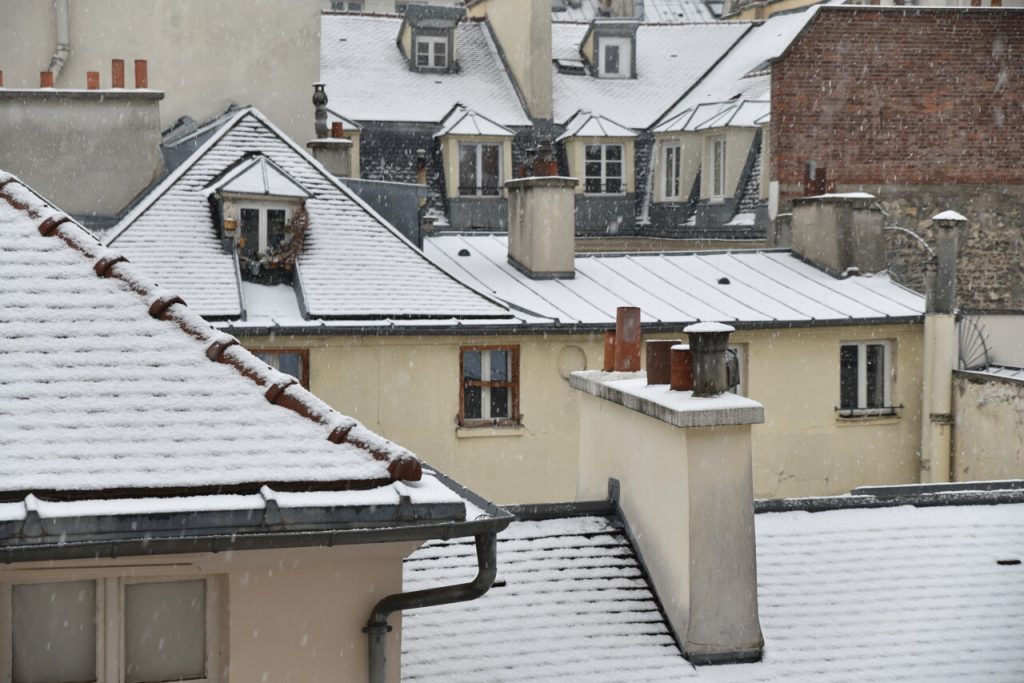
[264, 204, 309, 272]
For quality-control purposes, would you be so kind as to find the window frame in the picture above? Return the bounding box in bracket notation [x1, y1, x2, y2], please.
[838, 340, 894, 417]
[253, 348, 310, 389]
[597, 36, 632, 79]
[1, 575, 221, 683]
[457, 142, 503, 197]
[710, 136, 727, 200]
[583, 143, 626, 196]
[662, 141, 682, 200]
[237, 204, 292, 256]
[459, 345, 521, 428]
[415, 35, 448, 70]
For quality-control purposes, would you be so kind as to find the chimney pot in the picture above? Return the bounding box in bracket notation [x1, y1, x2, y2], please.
[670, 344, 694, 391]
[134, 59, 148, 89]
[40, 71, 54, 88]
[603, 331, 616, 372]
[111, 59, 125, 88]
[313, 82, 328, 139]
[86, 71, 100, 90]
[684, 322, 735, 397]
[929, 210, 965, 314]
[331, 121, 344, 138]
[645, 340, 678, 385]
[613, 306, 641, 372]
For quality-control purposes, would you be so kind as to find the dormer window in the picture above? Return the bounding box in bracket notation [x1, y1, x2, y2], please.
[397, 5, 464, 74]
[599, 37, 632, 78]
[416, 36, 448, 70]
[581, 20, 638, 79]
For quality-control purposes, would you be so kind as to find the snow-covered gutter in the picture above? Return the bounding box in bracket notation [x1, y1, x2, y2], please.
[47, 0, 71, 81]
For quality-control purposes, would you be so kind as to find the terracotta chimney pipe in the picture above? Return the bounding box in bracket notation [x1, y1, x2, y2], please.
[111, 59, 125, 88]
[86, 71, 100, 90]
[134, 60, 148, 89]
[670, 344, 693, 391]
[602, 331, 616, 372]
[613, 307, 641, 372]
[331, 121, 344, 138]
[645, 340, 677, 385]
[40, 71, 54, 88]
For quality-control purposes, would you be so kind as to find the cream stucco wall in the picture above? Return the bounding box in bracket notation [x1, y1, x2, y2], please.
[0, 0, 320, 144]
[652, 133, 701, 203]
[440, 135, 514, 199]
[564, 137, 636, 195]
[0, 543, 418, 683]
[242, 322, 923, 503]
[700, 127, 756, 200]
[953, 373, 1024, 481]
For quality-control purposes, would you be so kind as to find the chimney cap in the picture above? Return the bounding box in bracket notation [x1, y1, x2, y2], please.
[932, 210, 967, 224]
[684, 322, 735, 334]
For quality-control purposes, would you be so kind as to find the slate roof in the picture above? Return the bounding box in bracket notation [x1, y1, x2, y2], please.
[424, 235, 925, 326]
[552, 0, 716, 23]
[320, 15, 531, 126]
[107, 108, 515, 323]
[0, 170, 421, 500]
[403, 503, 1024, 681]
[552, 22, 751, 129]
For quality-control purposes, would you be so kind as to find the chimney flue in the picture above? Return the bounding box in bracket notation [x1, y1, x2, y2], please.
[313, 83, 328, 139]
[331, 121, 344, 138]
[505, 175, 578, 279]
[929, 210, 965, 314]
[40, 71, 54, 88]
[134, 59, 148, 89]
[684, 322, 735, 397]
[613, 307, 641, 372]
[86, 71, 100, 90]
[670, 343, 693, 391]
[645, 340, 677, 385]
[111, 59, 125, 88]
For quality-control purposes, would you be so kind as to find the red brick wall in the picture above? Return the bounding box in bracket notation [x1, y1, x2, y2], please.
[771, 8, 1024, 198]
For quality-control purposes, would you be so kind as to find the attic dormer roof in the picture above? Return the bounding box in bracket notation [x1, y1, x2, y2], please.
[205, 154, 313, 199]
[434, 105, 515, 138]
[556, 111, 636, 141]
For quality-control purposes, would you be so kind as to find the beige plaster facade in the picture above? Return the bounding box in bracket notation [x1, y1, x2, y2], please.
[563, 136, 636, 195]
[0, 543, 417, 683]
[439, 135, 514, 199]
[241, 321, 924, 503]
[953, 372, 1024, 481]
[0, 0, 320, 145]
[652, 133, 701, 203]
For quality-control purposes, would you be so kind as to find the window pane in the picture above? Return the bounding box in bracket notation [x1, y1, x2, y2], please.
[606, 177, 622, 193]
[480, 145, 500, 195]
[489, 350, 509, 381]
[267, 209, 287, 249]
[463, 350, 482, 381]
[434, 41, 447, 68]
[585, 162, 602, 179]
[125, 580, 206, 683]
[840, 345, 858, 410]
[585, 145, 602, 161]
[604, 44, 620, 74]
[585, 178, 603, 193]
[865, 344, 885, 408]
[463, 385, 482, 419]
[13, 581, 97, 683]
[606, 145, 622, 161]
[277, 352, 303, 384]
[605, 162, 622, 178]
[490, 386, 510, 419]
[416, 42, 429, 66]
[240, 208, 260, 258]
[458, 145, 477, 195]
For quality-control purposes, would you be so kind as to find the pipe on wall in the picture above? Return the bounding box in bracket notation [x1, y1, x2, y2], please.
[365, 532, 498, 683]
[47, 0, 71, 81]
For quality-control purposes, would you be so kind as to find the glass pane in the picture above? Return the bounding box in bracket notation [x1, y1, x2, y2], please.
[585, 162, 602, 178]
[13, 581, 97, 683]
[433, 41, 447, 68]
[480, 145, 500, 195]
[585, 177, 603, 194]
[606, 145, 622, 161]
[125, 580, 206, 683]
[490, 386, 510, 419]
[839, 345, 858, 410]
[267, 209, 287, 249]
[489, 350, 509, 381]
[416, 42, 429, 66]
[240, 208, 260, 258]
[604, 44, 620, 74]
[605, 162, 622, 177]
[458, 145, 477, 195]
[866, 344, 885, 408]
[277, 352, 303, 384]
[585, 145, 602, 161]
[463, 385, 482, 420]
[463, 350, 482, 380]
[606, 177, 622, 193]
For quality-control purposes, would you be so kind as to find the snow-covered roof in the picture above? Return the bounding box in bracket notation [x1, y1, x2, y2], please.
[107, 108, 516, 323]
[552, 0, 716, 23]
[424, 235, 925, 326]
[403, 502, 1024, 681]
[205, 154, 313, 198]
[654, 99, 770, 133]
[556, 111, 637, 141]
[320, 15, 531, 127]
[434, 105, 515, 138]
[961, 365, 1024, 383]
[327, 108, 362, 132]
[0, 171, 422, 501]
[552, 22, 751, 129]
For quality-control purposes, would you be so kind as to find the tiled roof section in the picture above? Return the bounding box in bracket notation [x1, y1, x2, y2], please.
[404, 504, 1024, 681]
[552, 22, 751, 129]
[552, 0, 715, 23]
[402, 516, 691, 682]
[108, 109, 513, 321]
[0, 172, 421, 500]
[425, 235, 925, 326]
[320, 15, 531, 126]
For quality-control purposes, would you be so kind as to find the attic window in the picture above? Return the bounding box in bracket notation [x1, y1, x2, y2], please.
[416, 36, 448, 70]
[599, 37, 631, 78]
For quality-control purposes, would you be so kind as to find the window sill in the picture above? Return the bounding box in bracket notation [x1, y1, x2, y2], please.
[456, 425, 525, 439]
[837, 413, 900, 426]
[582, 192, 628, 197]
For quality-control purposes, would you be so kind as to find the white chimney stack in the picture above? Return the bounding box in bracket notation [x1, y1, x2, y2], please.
[506, 176, 578, 279]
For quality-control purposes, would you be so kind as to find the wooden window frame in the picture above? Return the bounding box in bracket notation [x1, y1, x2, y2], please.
[415, 36, 448, 70]
[253, 348, 310, 389]
[459, 345, 521, 427]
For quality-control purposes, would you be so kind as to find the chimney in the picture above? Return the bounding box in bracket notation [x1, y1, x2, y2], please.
[929, 210, 964, 315]
[684, 322, 736, 397]
[505, 175, 577, 279]
[790, 193, 885, 276]
[307, 84, 353, 178]
[613, 306, 641, 371]
[86, 71, 100, 90]
[477, 0, 552, 120]
[134, 59, 148, 89]
[40, 71, 54, 88]
[645, 340, 678, 385]
[111, 59, 125, 88]
[670, 343, 693, 391]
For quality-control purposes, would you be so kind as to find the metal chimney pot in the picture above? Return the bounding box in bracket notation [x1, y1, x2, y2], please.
[684, 322, 735, 397]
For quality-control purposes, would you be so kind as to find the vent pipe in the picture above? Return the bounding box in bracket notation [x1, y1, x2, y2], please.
[684, 322, 735, 397]
[313, 82, 328, 139]
[46, 0, 70, 82]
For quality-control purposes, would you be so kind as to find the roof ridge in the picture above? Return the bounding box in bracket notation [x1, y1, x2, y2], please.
[0, 171, 421, 485]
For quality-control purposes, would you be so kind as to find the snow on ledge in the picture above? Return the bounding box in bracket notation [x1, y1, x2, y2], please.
[932, 210, 968, 222]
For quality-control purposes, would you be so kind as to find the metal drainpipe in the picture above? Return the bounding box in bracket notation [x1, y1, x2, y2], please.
[48, 0, 71, 81]
[365, 532, 498, 683]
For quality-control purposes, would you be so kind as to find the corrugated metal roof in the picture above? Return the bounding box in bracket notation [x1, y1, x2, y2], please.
[424, 235, 924, 326]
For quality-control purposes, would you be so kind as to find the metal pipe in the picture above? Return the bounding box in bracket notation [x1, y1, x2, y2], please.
[47, 0, 71, 81]
[365, 532, 498, 683]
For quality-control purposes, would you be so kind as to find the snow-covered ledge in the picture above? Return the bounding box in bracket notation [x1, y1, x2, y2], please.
[569, 370, 764, 428]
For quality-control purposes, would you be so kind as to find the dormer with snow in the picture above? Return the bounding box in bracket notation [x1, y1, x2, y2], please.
[580, 19, 639, 79]
[205, 154, 313, 282]
[398, 5, 465, 74]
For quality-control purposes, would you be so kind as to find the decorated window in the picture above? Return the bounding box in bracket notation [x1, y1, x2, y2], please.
[460, 346, 520, 426]
[458, 143, 502, 196]
[584, 144, 624, 194]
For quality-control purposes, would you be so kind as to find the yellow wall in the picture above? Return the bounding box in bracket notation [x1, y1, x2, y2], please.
[700, 127, 756, 200]
[953, 374, 1024, 481]
[564, 137, 636, 195]
[440, 135, 515, 199]
[581, 30, 596, 65]
[652, 132, 701, 203]
[242, 322, 923, 503]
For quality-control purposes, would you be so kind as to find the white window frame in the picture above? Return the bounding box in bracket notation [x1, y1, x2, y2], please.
[710, 136, 727, 200]
[662, 142, 682, 200]
[457, 142, 503, 197]
[0, 575, 222, 683]
[583, 143, 626, 195]
[415, 36, 448, 70]
[839, 340, 894, 416]
[598, 36, 632, 78]
[238, 205, 291, 255]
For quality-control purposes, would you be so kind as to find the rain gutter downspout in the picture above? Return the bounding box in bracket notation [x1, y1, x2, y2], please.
[47, 0, 71, 81]
[364, 532, 498, 683]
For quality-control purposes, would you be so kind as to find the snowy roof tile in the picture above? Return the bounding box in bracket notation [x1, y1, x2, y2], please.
[551, 0, 716, 23]
[424, 235, 925, 326]
[556, 111, 636, 141]
[404, 503, 1024, 680]
[107, 108, 515, 323]
[655, 99, 770, 133]
[434, 105, 515, 138]
[552, 22, 751, 129]
[320, 15, 530, 127]
[205, 154, 313, 199]
[0, 171, 423, 500]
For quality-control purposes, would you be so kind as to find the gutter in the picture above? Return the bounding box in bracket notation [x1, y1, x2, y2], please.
[47, 0, 71, 80]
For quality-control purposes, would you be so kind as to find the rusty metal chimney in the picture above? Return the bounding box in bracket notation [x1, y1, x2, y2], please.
[614, 307, 641, 371]
[684, 322, 735, 397]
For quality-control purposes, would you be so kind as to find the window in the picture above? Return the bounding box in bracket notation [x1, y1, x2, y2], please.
[255, 349, 309, 388]
[458, 143, 502, 196]
[710, 137, 727, 199]
[238, 206, 290, 258]
[584, 144, 624, 194]
[2, 577, 220, 683]
[663, 142, 682, 200]
[460, 346, 520, 426]
[598, 37, 632, 78]
[839, 341, 893, 416]
[415, 36, 448, 70]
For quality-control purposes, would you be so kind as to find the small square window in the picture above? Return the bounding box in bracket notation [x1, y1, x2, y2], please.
[598, 36, 632, 78]
[415, 36, 448, 71]
[460, 346, 520, 426]
[255, 349, 310, 388]
[125, 581, 206, 683]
